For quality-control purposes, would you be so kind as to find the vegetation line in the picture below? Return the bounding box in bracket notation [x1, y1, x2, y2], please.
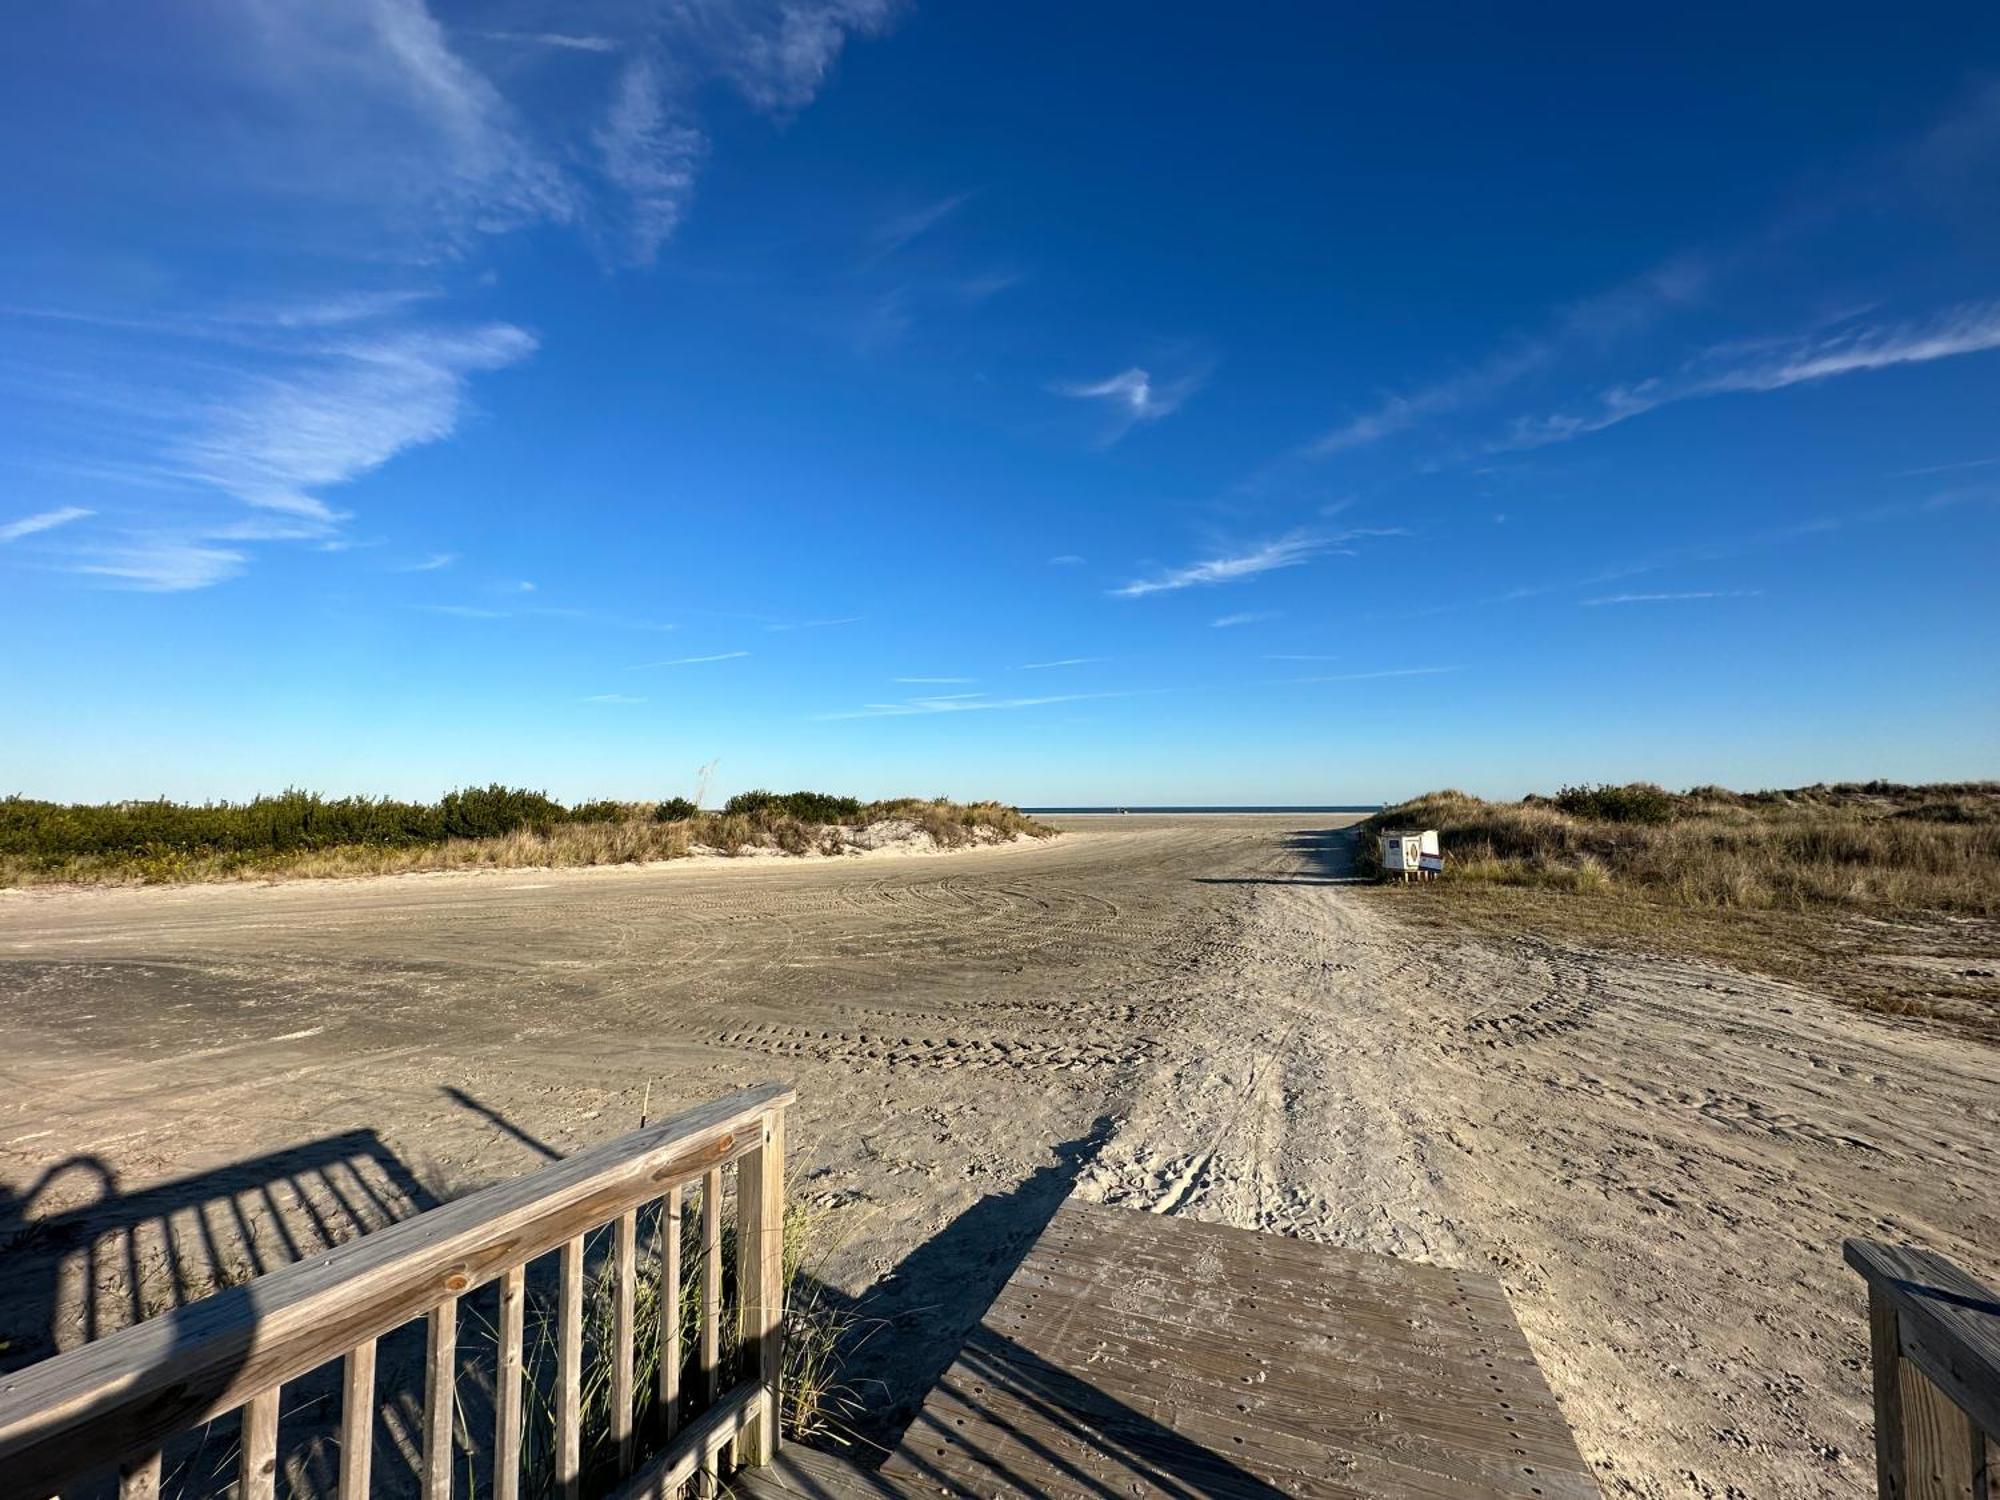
[0, 786, 1053, 888]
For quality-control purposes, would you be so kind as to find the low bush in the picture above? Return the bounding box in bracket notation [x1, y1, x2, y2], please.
[653, 797, 699, 823]
[722, 790, 865, 824]
[1361, 781, 2000, 917]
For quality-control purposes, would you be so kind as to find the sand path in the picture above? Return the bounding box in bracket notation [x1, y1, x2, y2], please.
[2, 815, 1994, 1497]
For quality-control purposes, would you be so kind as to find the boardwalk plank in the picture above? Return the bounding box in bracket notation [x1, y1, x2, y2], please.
[879, 1199, 1598, 1500]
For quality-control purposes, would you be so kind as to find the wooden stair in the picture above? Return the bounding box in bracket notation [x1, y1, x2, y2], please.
[738, 1198, 1598, 1498]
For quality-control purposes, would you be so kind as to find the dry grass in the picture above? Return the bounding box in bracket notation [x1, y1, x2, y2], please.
[1359, 782, 2000, 1030]
[0, 800, 1054, 889]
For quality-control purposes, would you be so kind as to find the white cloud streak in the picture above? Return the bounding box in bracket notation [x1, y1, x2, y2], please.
[1056, 367, 1201, 432]
[595, 57, 708, 265]
[1016, 657, 1106, 670]
[481, 31, 619, 52]
[819, 689, 1139, 721]
[0, 506, 92, 543]
[75, 541, 247, 592]
[398, 551, 458, 571]
[632, 650, 751, 667]
[1582, 590, 1763, 606]
[1111, 534, 1323, 598]
[176, 324, 536, 521]
[1211, 611, 1277, 628]
[1505, 302, 2000, 450]
[1287, 666, 1463, 683]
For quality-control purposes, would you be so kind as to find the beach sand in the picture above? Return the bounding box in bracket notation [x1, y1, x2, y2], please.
[2, 813, 1993, 1496]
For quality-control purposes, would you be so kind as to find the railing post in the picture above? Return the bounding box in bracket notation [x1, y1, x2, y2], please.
[1867, 1284, 1985, 1500]
[735, 1106, 786, 1467]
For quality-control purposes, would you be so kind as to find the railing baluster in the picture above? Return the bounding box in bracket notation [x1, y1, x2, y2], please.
[339, 1338, 377, 1500]
[423, 1296, 457, 1500]
[659, 1186, 683, 1440]
[495, 1264, 525, 1500]
[614, 1207, 638, 1477]
[700, 1168, 722, 1409]
[558, 1234, 585, 1500]
[117, 1451, 162, 1500]
[735, 1108, 786, 1467]
[0, 1084, 796, 1499]
[239, 1388, 279, 1500]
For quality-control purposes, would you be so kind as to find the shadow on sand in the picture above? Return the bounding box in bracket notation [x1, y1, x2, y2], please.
[1194, 824, 1369, 886]
[9, 1100, 1289, 1497]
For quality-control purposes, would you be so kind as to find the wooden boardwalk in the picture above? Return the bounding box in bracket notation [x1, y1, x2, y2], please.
[742, 1197, 1598, 1499]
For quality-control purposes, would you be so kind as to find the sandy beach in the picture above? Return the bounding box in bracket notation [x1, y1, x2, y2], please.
[2, 813, 1994, 1497]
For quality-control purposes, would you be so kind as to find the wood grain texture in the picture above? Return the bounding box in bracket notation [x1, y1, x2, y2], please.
[0, 1083, 795, 1497]
[1896, 1356, 1982, 1500]
[700, 1168, 723, 1407]
[736, 1113, 785, 1466]
[423, 1296, 457, 1500]
[339, 1338, 378, 1500]
[239, 1389, 279, 1500]
[659, 1186, 683, 1439]
[1875, 1290, 1911, 1500]
[495, 1264, 525, 1500]
[601, 1382, 762, 1500]
[878, 1198, 1599, 1500]
[615, 1207, 639, 1477]
[559, 1234, 585, 1500]
[1848, 1239, 2000, 1446]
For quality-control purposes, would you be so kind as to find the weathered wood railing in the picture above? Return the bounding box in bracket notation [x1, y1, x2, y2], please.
[1846, 1239, 1999, 1500]
[0, 1082, 794, 1500]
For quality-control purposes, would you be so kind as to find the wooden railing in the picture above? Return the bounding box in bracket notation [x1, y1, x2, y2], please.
[1846, 1239, 1999, 1500]
[0, 1082, 794, 1500]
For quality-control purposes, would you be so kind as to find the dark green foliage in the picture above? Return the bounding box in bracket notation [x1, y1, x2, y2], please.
[1551, 782, 1677, 825]
[721, 790, 864, 824]
[653, 797, 699, 823]
[1, 785, 605, 866]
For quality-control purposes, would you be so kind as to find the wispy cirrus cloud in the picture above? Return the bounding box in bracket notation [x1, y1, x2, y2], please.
[397, 551, 458, 572]
[1111, 534, 1323, 598]
[582, 693, 645, 704]
[819, 689, 1141, 721]
[1055, 365, 1204, 442]
[1211, 610, 1277, 628]
[594, 56, 708, 265]
[175, 325, 537, 523]
[632, 650, 750, 667]
[866, 192, 973, 262]
[1285, 665, 1463, 683]
[480, 31, 619, 53]
[0, 506, 92, 544]
[1502, 302, 2000, 451]
[76, 541, 247, 592]
[1047, 553, 1085, 566]
[1016, 657, 1106, 670]
[1308, 258, 1708, 455]
[895, 675, 975, 684]
[1582, 589, 1763, 606]
[415, 602, 508, 619]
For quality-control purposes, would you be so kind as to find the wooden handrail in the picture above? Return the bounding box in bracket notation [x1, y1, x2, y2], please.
[1845, 1238, 1999, 1498]
[0, 1081, 795, 1497]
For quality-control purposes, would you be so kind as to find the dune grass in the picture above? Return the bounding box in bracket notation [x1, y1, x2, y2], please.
[1358, 782, 2000, 1028]
[0, 788, 1053, 888]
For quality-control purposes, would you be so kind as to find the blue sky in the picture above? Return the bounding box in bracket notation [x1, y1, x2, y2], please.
[2, 4, 1996, 805]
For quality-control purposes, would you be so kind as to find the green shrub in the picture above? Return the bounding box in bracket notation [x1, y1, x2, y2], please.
[653, 797, 699, 823]
[722, 790, 864, 824]
[1552, 782, 1677, 825]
